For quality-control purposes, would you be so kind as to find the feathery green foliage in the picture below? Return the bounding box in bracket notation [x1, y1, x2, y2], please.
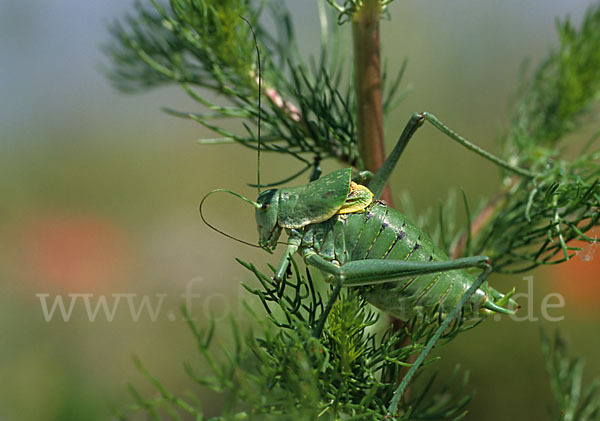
[457, 3, 600, 272]
[118, 261, 475, 420]
[105, 0, 367, 172]
[508, 3, 600, 149]
[541, 329, 600, 420]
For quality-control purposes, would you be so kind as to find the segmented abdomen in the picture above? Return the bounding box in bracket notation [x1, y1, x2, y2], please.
[339, 201, 485, 320]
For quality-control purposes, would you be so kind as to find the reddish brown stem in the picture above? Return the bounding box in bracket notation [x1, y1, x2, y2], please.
[352, 0, 412, 395]
[352, 1, 392, 204]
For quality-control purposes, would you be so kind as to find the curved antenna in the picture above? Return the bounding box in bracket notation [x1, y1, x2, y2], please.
[240, 16, 262, 196]
[199, 189, 262, 249]
[203, 21, 290, 250]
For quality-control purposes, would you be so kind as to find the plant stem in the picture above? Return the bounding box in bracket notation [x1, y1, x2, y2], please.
[352, 0, 391, 204]
[352, 0, 414, 397]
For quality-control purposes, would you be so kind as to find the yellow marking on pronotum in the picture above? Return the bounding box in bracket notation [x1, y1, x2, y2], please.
[337, 181, 374, 214]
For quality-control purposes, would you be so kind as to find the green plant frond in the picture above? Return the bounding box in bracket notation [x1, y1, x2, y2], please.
[119, 257, 482, 419]
[103, 0, 370, 168]
[473, 155, 600, 273]
[404, 365, 474, 420]
[232, 260, 485, 419]
[541, 329, 600, 421]
[507, 2, 600, 154]
[456, 3, 600, 272]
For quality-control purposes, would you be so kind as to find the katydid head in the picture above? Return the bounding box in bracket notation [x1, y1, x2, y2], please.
[255, 188, 282, 250]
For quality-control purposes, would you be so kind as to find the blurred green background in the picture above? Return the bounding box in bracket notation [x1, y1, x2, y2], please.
[1, 1, 599, 419]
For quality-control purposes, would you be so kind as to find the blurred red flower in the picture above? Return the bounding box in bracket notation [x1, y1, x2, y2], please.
[18, 214, 133, 293]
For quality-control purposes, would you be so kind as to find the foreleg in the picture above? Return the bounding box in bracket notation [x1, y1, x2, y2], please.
[273, 231, 302, 281]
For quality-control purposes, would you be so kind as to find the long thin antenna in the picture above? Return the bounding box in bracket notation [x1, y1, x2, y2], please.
[240, 16, 262, 195]
[199, 189, 262, 249]
[199, 188, 290, 249]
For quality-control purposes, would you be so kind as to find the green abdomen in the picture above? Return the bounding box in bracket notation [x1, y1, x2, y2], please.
[340, 202, 482, 320]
